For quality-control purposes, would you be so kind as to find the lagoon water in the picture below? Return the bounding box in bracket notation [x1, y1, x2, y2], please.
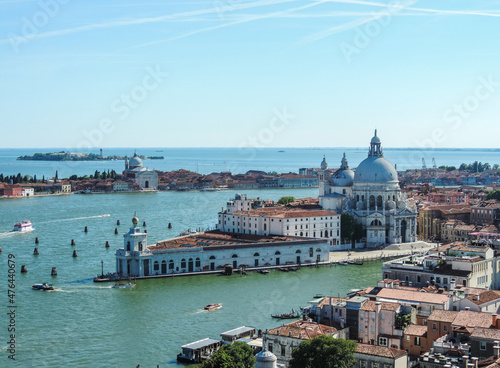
[1, 147, 500, 179]
[1, 189, 383, 367]
[1, 146, 498, 367]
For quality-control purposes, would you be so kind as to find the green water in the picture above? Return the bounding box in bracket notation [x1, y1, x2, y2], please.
[0, 189, 383, 367]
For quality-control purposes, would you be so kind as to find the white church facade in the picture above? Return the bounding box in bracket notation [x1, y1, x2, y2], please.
[319, 131, 417, 247]
[122, 152, 158, 190]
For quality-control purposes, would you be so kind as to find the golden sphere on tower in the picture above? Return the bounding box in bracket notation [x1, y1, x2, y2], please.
[132, 217, 139, 225]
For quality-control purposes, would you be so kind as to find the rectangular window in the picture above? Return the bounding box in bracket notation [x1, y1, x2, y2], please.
[415, 337, 420, 346]
[371, 325, 375, 333]
[360, 312, 364, 319]
[379, 337, 388, 346]
[281, 346, 286, 356]
[268, 343, 273, 353]
[443, 325, 447, 332]
[432, 323, 437, 331]
[481, 341, 487, 350]
[360, 325, 364, 331]
[405, 335, 410, 342]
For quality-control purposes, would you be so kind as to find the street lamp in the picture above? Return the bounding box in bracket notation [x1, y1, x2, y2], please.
[101, 260, 104, 277]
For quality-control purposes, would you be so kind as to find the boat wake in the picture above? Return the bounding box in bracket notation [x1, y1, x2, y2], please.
[41, 214, 112, 224]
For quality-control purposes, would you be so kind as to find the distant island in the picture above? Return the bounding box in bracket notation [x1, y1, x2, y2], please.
[16, 152, 162, 161]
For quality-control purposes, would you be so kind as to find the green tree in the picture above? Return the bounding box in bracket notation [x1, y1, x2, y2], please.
[446, 166, 456, 171]
[278, 196, 295, 205]
[341, 213, 364, 248]
[289, 336, 357, 368]
[268, 171, 279, 176]
[200, 342, 255, 368]
[69, 175, 78, 181]
[493, 164, 499, 170]
[487, 190, 500, 201]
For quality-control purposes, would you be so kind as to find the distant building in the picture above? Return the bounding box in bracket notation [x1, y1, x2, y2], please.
[122, 152, 158, 190]
[319, 131, 417, 246]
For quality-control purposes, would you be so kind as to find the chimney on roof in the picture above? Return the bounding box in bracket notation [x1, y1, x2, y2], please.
[494, 341, 500, 360]
[476, 294, 480, 301]
[376, 302, 382, 314]
[493, 314, 498, 328]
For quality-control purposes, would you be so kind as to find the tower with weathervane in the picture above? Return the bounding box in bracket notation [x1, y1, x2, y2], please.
[116, 216, 151, 277]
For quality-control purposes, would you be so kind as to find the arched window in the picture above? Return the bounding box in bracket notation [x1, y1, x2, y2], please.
[324, 231, 329, 238]
[275, 251, 281, 255]
[370, 220, 382, 226]
[300, 232, 303, 236]
[369, 195, 375, 210]
[153, 261, 159, 271]
[209, 256, 216, 260]
[168, 260, 174, 270]
[295, 250, 301, 254]
[254, 253, 260, 257]
[377, 195, 383, 208]
[316, 248, 321, 252]
[232, 254, 238, 258]
[195, 258, 201, 268]
[181, 259, 186, 268]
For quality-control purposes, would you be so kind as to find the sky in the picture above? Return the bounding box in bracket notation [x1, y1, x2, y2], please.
[1, 0, 499, 149]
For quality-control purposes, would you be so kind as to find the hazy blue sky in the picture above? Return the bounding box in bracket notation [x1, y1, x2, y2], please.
[1, 0, 499, 149]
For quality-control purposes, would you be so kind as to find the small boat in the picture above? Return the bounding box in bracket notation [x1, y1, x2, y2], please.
[271, 309, 300, 319]
[32, 283, 56, 291]
[112, 283, 135, 288]
[13, 220, 34, 232]
[349, 261, 364, 265]
[313, 294, 325, 299]
[204, 303, 222, 310]
[257, 269, 270, 274]
[338, 262, 348, 265]
[102, 214, 110, 217]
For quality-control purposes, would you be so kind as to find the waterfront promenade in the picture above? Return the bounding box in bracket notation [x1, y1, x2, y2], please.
[329, 241, 436, 264]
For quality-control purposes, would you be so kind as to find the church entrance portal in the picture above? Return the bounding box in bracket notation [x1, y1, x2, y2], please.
[401, 220, 407, 243]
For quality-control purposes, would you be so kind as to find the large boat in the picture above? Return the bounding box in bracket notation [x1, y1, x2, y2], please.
[204, 303, 222, 311]
[271, 309, 300, 319]
[13, 220, 33, 232]
[32, 283, 56, 291]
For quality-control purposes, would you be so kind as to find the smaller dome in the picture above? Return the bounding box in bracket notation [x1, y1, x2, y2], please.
[255, 350, 277, 362]
[132, 217, 139, 225]
[320, 156, 328, 170]
[371, 129, 381, 144]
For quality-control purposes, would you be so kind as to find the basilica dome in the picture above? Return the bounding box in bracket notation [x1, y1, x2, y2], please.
[354, 130, 398, 183]
[129, 152, 143, 169]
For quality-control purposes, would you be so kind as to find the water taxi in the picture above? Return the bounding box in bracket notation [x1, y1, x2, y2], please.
[204, 303, 222, 311]
[13, 220, 34, 232]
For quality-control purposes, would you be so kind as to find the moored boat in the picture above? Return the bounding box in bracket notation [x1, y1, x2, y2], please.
[13, 220, 34, 232]
[257, 269, 269, 274]
[204, 303, 222, 310]
[271, 309, 300, 319]
[32, 283, 56, 291]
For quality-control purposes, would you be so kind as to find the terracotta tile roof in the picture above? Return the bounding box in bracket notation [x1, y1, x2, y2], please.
[360, 300, 400, 312]
[428, 310, 458, 323]
[471, 327, 500, 340]
[355, 344, 407, 359]
[405, 324, 427, 337]
[376, 288, 450, 305]
[453, 310, 492, 328]
[317, 297, 347, 308]
[467, 290, 500, 305]
[266, 321, 336, 340]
